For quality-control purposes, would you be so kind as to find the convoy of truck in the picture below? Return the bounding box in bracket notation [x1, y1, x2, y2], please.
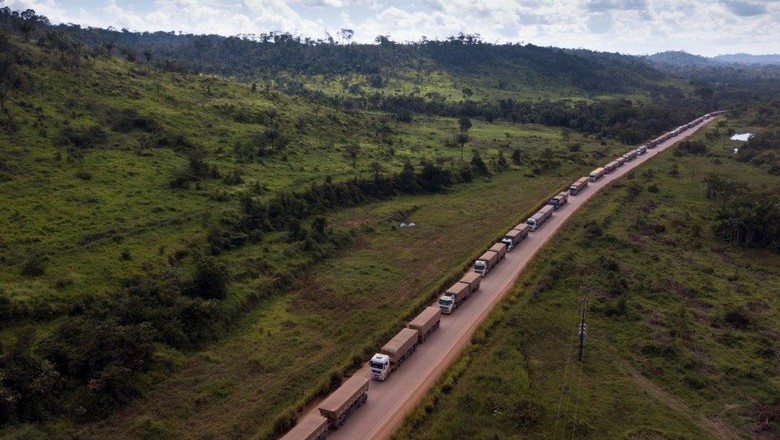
[279, 112, 723, 440]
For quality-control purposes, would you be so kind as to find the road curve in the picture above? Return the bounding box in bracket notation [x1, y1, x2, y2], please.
[311, 115, 721, 440]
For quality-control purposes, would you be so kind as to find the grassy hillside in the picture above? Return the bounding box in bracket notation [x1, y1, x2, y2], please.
[395, 117, 780, 440]
[0, 24, 635, 439]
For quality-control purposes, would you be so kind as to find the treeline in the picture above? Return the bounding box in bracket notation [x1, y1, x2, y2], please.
[704, 174, 780, 249]
[2, 7, 667, 95]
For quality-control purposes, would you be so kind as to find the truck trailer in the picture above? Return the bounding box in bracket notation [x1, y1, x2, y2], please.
[370, 328, 419, 381]
[527, 205, 554, 231]
[489, 242, 507, 261]
[317, 375, 369, 429]
[502, 228, 526, 250]
[459, 271, 481, 294]
[589, 167, 605, 182]
[281, 414, 329, 440]
[406, 307, 441, 343]
[550, 192, 568, 210]
[473, 250, 499, 276]
[438, 281, 471, 314]
[569, 177, 589, 195]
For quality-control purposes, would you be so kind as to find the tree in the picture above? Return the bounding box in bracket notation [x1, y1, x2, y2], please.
[457, 117, 472, 163]
[0, 34, 14, 111]
[191, 257, 229, 300]
[470, 150, 490, 176]
[511, 148, 522, 166]
[462, 88, 473, 101]
[338, 28, 354, 45]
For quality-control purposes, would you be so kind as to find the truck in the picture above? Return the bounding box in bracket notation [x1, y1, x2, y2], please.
[370, 328, 419, 381]
[473, 250, 499, 276]
[569, 177, 589, 195]
[406, 307, 441, 343]
[637, 145, 648, 155]
[501, 229, 524, 250]
[513, 223, 531, 238]
[623, 149, 638, 162]
[317, 375, 369, 429]
[527, 205, 554, 231]
[438, 281, 470, 314]
[604, 160, 619, 173]
[489, 242, 507, 261]
[459, 271, 481, 294]
[281, 414, 329, 440]
[588, 167, 605, 182]
[550, 192, 568, 210]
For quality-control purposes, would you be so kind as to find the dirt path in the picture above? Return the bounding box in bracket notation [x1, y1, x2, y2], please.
[291, 115, 724, 440]
[617, 358, 741, 440]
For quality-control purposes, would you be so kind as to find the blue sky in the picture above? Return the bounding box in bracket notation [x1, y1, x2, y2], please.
[3, 0, 779, 56]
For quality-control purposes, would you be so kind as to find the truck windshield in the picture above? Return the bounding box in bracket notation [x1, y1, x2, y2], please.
[369, 361, 385, 370]
[475, 262, 485, 268]
[439, 298, 452, 306]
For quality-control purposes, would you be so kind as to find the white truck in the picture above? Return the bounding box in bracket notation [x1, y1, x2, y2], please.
[370, 328, 419, 381]
[439, 272, 480, 314]
[473, 250, 500, 276]
[527, 205, 554, 231]
[502, 229, 525, 250]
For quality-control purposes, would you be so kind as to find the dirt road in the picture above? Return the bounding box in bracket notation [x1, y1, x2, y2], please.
[309, 115, 721, 440]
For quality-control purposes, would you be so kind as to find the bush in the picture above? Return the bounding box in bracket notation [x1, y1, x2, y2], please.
[189, 257, 229, 300]
[21, 254, 47, 277]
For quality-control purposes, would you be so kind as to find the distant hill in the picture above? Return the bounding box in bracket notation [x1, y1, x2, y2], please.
[714, 53, 780, 65]
[646, 51, 718, 67]
[648, 51, 780, 67]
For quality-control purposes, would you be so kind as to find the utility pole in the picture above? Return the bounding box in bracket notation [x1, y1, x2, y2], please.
[578, 296, 588, 362]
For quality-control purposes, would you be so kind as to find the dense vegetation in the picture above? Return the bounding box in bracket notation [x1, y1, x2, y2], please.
[396, 117, 780, 439]
[1, 5, 779, 439]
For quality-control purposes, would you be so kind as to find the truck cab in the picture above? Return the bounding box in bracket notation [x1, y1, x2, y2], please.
[438, 295, 455, 314]
[369, 353, 391, 381]
[473, 259, 488, 274]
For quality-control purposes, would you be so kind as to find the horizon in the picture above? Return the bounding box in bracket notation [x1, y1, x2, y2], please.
[2, 0, 779, 58]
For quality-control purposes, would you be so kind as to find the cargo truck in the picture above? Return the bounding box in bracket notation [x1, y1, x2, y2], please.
[502, 228, 525, 250]
[438, 281, 470, 314]
[489, 242, 507, 261]
[370, 328, 419, 381]
[550, 192, 568, 210]
[459, 271, 481, 294]
[569, 177, 589, 195]
[605, 160, 619, 173]
[589, 167, 605, 182]
[527, 205, 554, 231]
[281, 414, 328, 440]
[513, 223, 531, 238]
[473, 250, 499, 276]
[623, 150, 638, 162]
[317, 375, 369, 429]
[637, 145, 647, 155]
[406, 307, 441, 343]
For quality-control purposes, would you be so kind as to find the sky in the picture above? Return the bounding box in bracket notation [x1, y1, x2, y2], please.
[3, 0, 779, 56]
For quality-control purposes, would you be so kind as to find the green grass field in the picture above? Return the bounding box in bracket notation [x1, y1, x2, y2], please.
[394, 118, 780, 440]
[0, 35, 637, 439]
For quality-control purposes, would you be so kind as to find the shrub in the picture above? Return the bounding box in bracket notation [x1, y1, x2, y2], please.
[21, 253, 47, 277]
[189, 257, 229, 300]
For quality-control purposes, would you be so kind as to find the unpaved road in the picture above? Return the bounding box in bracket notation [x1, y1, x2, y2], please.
[313, 115, 721, 440]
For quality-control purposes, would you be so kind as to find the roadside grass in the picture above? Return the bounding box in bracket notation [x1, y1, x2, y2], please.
[394, 121, 780, 440]
[75, 150, 619, 439]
